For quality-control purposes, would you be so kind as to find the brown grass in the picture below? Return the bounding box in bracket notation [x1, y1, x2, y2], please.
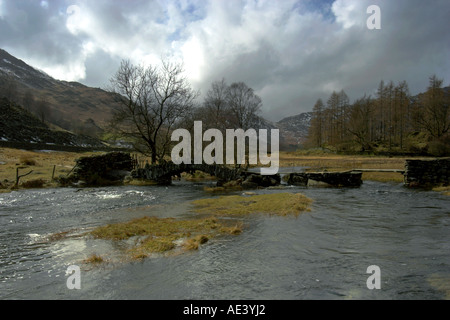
[432, 186, 450, 196]
[182, 171, 216, 182]
[82, 254, 105, 264]
[19, 155, 37, 166]
[0, 147, 100, 191]
[89, 216, 241, 259]
[192, 193, 313, 217]
[182, 235, 209, 250]
[21, 178, 46, 189]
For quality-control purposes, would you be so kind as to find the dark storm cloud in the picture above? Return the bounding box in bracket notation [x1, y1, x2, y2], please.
[0, 0, 448, 121]
[0, 0, 83, 69]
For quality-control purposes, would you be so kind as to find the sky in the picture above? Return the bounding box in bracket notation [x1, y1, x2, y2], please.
[0, 0, 449, 122]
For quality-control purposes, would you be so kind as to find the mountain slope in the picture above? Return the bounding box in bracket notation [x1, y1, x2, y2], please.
[276, 112, 312, 150]
[0, 97, 108, 151]
[0, 48, 312, 151]
[0, 48, 121, 136]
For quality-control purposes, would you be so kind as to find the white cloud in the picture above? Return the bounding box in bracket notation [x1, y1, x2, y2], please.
[179, 36, 205, 82]
[41, 61, 86, 83]
[40, 1, 49, 9]
[1, 0, 449, 121]
[332, 0, 369, 29]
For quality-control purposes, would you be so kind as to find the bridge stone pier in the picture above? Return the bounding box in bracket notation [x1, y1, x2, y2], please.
[131, 160, 363, 188]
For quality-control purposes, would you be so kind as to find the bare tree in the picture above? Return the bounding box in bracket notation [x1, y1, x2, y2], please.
[226, 82, 262, 130]
[109, 58, 198, 163]
[203, 78, 230, 130]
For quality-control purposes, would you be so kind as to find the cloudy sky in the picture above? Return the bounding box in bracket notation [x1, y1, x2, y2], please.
[0, 0, 449, 122]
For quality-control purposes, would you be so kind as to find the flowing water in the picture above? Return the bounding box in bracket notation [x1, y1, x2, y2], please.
[0, 179, 449, 300]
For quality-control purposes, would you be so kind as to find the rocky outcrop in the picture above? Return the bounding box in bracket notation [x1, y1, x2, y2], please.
[240, 173, 281, 189]
[404, 158, 450, 187]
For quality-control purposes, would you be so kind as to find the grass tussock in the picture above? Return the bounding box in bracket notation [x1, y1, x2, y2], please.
[182, 235, 209, 251]
[125, 179, 158, 186]
[182, 171, 216, 182]
[19, 155, 37, 166]
[83, 254, 105, 264]
[432, 186, 450, 196]
[47, 230, 70, 241]
[220, 222, 243, 235]
[89, 216, 239, 259]
[192, 193, 312, 217]
[203, 186, 226, 193]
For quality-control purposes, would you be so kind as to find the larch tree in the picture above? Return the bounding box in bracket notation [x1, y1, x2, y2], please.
[415, 75, 449, 139]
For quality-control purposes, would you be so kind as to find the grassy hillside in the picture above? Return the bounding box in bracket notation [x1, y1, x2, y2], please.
[0, 97, 108, 151]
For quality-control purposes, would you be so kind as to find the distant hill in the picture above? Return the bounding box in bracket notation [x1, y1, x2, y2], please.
[0, 48, 121, 137]
[0, 97, 111, 151]
[275, 112, 312, 150]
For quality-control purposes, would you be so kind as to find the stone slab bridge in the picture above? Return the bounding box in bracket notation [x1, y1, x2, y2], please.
[131, 162, 248, 185]
[131, 160, 363, 188]
[70, 152, 450, 189]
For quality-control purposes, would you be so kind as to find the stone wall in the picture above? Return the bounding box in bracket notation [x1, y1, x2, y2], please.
[404, 158, 450, 187]
[72, 152, 133, 185]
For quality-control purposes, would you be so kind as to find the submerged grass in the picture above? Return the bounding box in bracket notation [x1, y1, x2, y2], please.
[87, 193, 299, 260]
[432, 186, 450, 196]
[89, 216, 241, 259]
[192, 192, 312, 217]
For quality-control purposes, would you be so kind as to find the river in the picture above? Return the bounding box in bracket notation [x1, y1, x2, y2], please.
[0, 179, 449, 300]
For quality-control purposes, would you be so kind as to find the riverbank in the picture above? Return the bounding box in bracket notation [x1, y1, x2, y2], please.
[0, 147, 445, 192]
[279, 151, 418, 183]
[0, 147, 95, 192]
